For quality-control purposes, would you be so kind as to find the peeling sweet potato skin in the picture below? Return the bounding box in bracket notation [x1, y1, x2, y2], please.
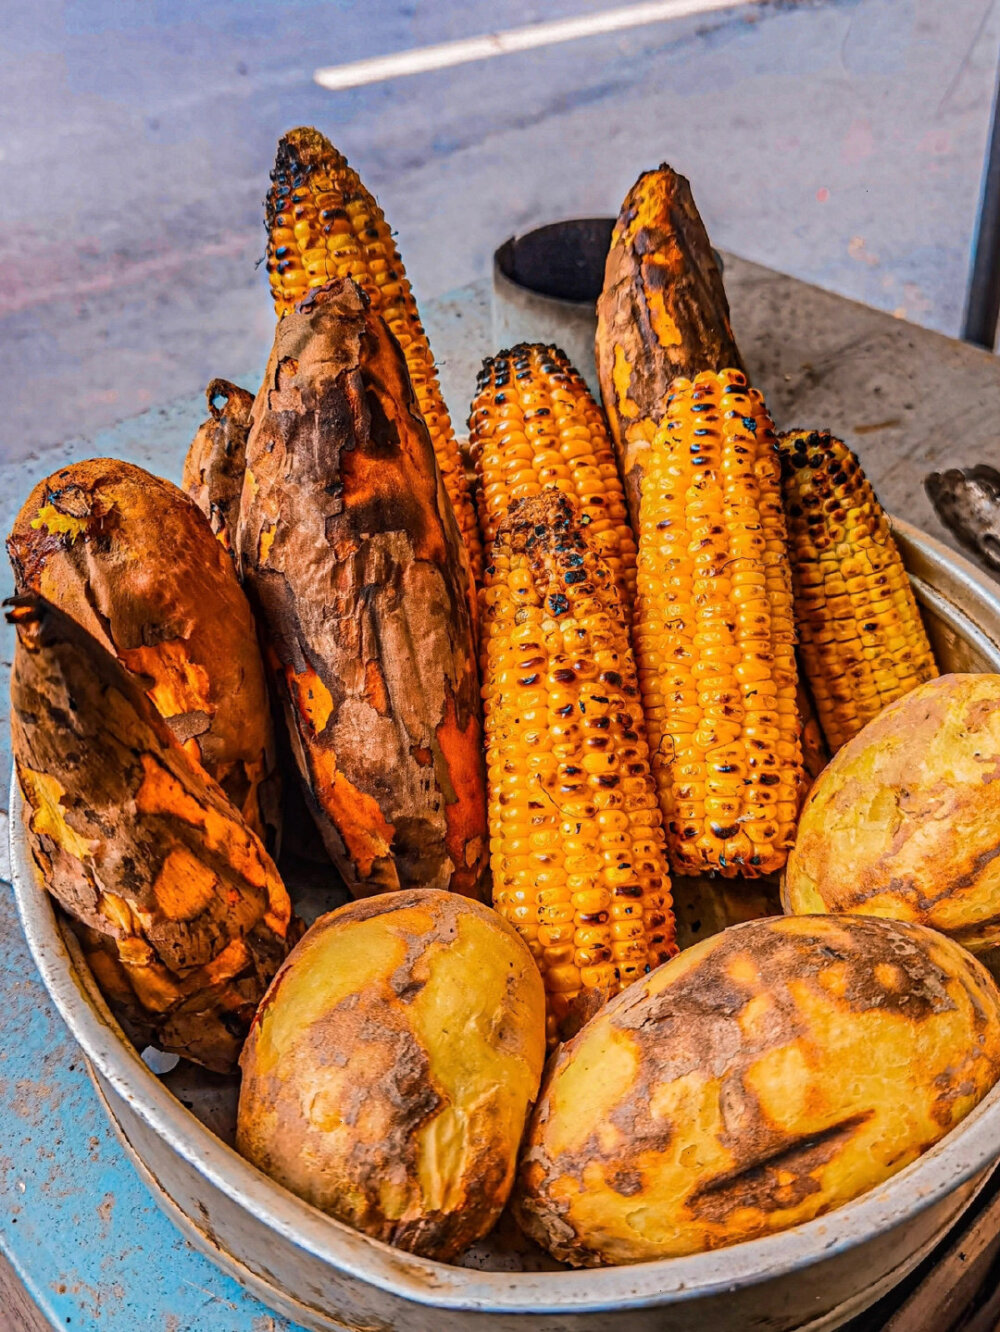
[595, 166, 745, 527]
[236, 889, 546, 1260]
[514, 913, 1000, 1266]
[7, 458, 280, 847]
[784, 673, 1000, 950]
[237, 277, 487, 899]
[181, 378, 254, 555]
[8, 596, 295, 1073]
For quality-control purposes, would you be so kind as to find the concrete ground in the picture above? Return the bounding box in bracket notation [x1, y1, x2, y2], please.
[2, 0, 999, 465]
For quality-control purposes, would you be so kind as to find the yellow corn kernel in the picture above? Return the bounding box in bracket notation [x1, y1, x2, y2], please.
[778, 429, 938, 751]
[634, 369, 807, 878]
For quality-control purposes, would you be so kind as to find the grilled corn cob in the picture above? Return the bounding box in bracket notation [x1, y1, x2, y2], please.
[778, 430, 938, 751]
[482, 488, 676, 1042]
[469, 344, 637, 615]
[634, 369, 806, 877]
[265, 126, 483, 583]
[596, 165, 744, 530]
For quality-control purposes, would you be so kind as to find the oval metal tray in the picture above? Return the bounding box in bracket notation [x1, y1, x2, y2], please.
[10, 517, 1000, 1332]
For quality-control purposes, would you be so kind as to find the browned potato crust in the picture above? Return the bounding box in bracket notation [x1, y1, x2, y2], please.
[238, 277, 486, 899]
[181, 378, 254, 555]
[7, 458, 280, 846]
[515, 914, 1000, 1266]
[784, 673, 1000, 949]
[237, 889, 546, 1260]
[9, 596, 295, 1073]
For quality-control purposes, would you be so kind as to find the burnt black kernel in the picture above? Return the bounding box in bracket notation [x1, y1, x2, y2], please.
[711, 822, 739, 839]
[553, 668, 576, 683]
[564, 569, 586, 584]
[547, 592, 570, 616]
[597, 775, 621, 789]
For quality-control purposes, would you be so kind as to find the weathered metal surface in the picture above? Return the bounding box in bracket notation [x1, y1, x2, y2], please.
[10, 516, 1000, 1331]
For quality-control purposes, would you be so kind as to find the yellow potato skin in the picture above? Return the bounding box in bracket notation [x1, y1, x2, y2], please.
[236, 889, 546, 1260]
[784, 674, 1000, 950]
[514, 914, 1000, 1266]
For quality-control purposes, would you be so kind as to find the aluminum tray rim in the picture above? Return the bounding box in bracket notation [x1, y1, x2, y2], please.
[10, 515, 1000, 1316]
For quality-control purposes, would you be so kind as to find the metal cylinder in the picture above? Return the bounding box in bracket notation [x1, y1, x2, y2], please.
[491, 218, 614, 396]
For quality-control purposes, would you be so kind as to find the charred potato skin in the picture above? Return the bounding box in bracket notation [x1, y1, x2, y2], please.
[9, 596, 294, 1073]
[237, 277, 487, 900]
[181, 378, 254, 554]
[6, 457, 280, 846]
[784, 673, 1000, 950]
[236, 889, 546, 1261]
[514, 914, 1000, 1266]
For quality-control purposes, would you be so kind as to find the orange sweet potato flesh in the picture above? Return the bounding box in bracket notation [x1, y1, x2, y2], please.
[182, 378, 254, 555]
[238, 277, 487, 900]
[596, 165, 745, 527]
[8, 596, 296, 1073]
[7, 458, 280, 848]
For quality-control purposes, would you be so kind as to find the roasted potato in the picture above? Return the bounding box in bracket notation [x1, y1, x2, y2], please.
[9, 596, 295, 1073]
[236, 890, 546, 1260]
[784, 673, 1000, 950]
[7, 458, 279, 846]
[514, 914, 1000, 1266]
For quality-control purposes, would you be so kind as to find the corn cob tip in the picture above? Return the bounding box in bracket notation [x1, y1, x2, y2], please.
[776, 428, 938, 752]
[469, 345, 636, 615]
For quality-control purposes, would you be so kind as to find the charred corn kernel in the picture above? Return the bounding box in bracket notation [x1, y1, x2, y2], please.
[266, 126, 483, 583]
[777, 430, 938, 751]
[482, 488, 676, 1044]
[469, 345, 637, 615]
[634, 369, 807, 878]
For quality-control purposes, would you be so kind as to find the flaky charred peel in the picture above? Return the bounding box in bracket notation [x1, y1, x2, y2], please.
[596, 165, 744, 529]
[266, 126, 484, 588]
[182, 378, 255, 555]
[8, 596, 295, 1073]
[7, 458, 280, 847]
[238, 277, 487, 900]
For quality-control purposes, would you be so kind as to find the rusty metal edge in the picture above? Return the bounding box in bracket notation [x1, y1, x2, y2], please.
[10, 516, 1000, 1318]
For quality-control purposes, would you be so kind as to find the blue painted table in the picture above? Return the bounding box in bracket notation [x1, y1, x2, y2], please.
[3, 263, 1000, 1329]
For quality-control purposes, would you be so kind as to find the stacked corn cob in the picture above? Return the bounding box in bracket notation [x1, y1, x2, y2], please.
[469, 344, 636, 613]
[778, 430, 938, 751]
[481, 488, 676, 1041]
[265, 127, 483, 585]
[633, 370, 806, 877]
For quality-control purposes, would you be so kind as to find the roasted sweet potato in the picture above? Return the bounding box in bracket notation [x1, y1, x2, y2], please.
[8, 596, 295, 1073]
[596, 165, 744, 526]
[237, 890, 546, 1260]
[238, 278, 487, 899]
[181, 378, 254, 554]
[515, 914, 1000, 1265]
[7, 459, 280, 846]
